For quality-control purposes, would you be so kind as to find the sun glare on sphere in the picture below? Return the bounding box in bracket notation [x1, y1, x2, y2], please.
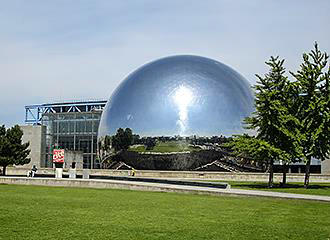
[173, 85, 194, 108]
[172, 85, 194, 135]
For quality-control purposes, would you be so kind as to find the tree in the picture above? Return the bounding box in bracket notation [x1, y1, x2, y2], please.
[224, 135, 290, 187]
[242, 56, 303, 186]
[145, 137, 156, 150]
[0, 125, 30, 176]
[99, 128, 134, 168]
[112, 128, 133, 152]
[290, 43, 330, 188]
[132, 134, 141, 145]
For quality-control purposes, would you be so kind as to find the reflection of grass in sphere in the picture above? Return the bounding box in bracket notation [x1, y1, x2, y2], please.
[129, 141, 201, 153]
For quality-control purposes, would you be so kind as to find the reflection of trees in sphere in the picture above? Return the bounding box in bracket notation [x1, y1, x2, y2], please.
[98, 55, 254, 138]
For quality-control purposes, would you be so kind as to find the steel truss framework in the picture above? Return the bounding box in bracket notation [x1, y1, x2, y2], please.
[25, 100, 107, 125]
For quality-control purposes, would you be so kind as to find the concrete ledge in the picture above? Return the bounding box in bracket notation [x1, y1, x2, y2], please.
[5, 167, 330, 182]
[1, 177, 330, 202]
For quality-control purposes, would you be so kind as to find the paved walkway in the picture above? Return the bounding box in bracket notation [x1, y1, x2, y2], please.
[101, 178, 330, 202]
[1, 177, 330, 202]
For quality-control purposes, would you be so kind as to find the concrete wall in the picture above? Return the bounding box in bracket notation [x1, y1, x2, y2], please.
[63, 150, 83, 169]
[321, 158, 330, 174]
[19, 125, 46, 169]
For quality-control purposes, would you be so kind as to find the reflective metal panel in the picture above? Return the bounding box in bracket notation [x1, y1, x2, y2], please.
[98, 55, 255, 170]
[99, 55, 253, 137]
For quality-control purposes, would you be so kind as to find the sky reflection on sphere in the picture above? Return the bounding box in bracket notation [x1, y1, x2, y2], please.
[98, 55, 254, 138]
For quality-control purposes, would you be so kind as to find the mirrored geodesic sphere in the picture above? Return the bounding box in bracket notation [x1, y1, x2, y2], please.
[98, 55, 255, 170]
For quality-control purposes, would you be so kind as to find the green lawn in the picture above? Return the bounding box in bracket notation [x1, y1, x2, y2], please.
[129, 141, 200, 153]
[220, 181, 330, 196]
[0, 184, 329, 240]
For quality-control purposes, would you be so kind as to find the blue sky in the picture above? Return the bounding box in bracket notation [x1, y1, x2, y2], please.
[0, 0, 329, 126]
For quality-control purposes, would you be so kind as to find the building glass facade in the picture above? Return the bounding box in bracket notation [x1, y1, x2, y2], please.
[42, 112, 101, 168]
[25, 100, 106, 169]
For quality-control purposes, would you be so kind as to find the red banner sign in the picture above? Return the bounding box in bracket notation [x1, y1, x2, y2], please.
[53, 149, 65, 163]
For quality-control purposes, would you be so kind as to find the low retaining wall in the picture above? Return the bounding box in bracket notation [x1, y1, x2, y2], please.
[5, 167, 330, 182]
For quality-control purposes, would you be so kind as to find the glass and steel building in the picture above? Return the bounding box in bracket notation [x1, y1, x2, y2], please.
[25, 100, 107, 168]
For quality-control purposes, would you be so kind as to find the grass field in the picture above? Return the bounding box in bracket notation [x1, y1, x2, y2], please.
[129, 141, 200, 153]
[0, 184, 329, 240]
[221, 181, 330, 196]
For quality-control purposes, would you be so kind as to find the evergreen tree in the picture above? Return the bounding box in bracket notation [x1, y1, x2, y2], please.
[0, 125, 30, 176]
[290, 43, 330, 188]
[225, 56, 302, 187]
[244, 56, 302, 186]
